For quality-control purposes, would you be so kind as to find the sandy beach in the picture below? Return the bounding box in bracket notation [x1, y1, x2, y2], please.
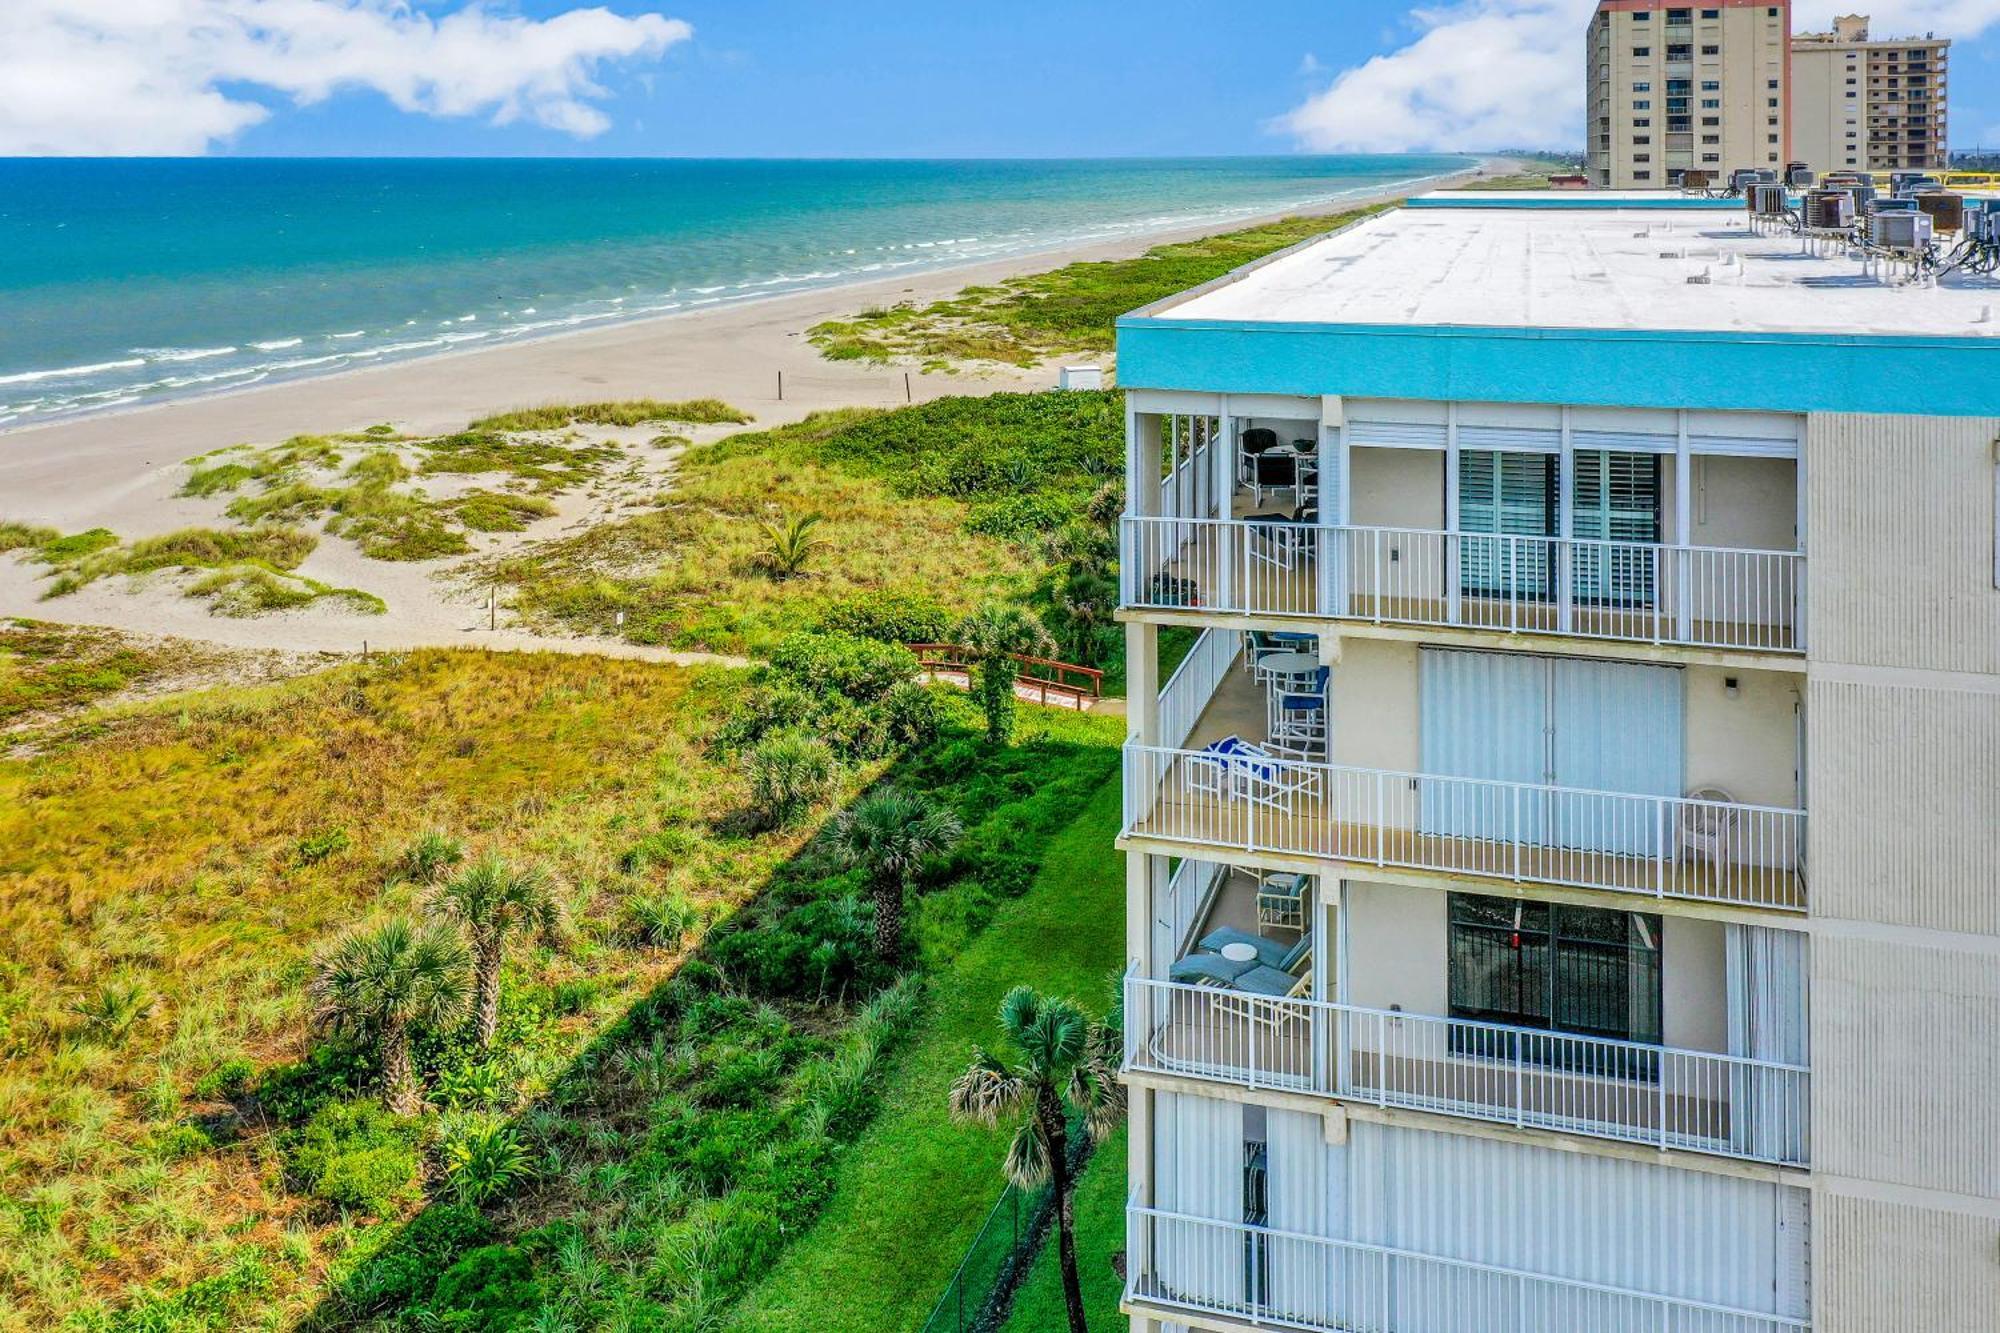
[0, 161, 1491, 658]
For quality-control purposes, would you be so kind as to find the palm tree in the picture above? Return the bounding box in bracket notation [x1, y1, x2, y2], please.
[309, 918, 471, 1113]
[828, 787, 962, 962]
[760, 511, 824, 579]
[949, 986, 1125, 1333]
[430, 855, 564, 1049]
[954, 603, 1055, 746]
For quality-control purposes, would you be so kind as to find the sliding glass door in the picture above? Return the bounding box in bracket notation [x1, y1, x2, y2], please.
[1456, 448, 1663, 610]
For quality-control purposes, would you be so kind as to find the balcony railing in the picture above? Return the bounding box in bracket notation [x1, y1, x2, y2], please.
[1123, 516, 1805, 653]
[1125, 975, 1811, 1166]
[1126, 1203, 1811, 1333]
[1123, 743, 1808, 911]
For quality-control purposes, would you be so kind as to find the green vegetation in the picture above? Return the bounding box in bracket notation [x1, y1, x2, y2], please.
[726, 773, 1126, 1332]
[0, 634, 1126, 1329]
[0, 521, 60, 553]
[808, 205, 1390, 368]
[467, 398, 753, 432]
[947, 986, 1123, 1333]
[999, 1126, 1129, 1333]
[495, 390, 1125, 661]
[8, 523, 384, 618]
[0, 619, 220, 726]
[956, 602, 1057, 746]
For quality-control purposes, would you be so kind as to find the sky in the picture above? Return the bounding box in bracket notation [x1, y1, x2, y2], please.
[2, 0, 1997, 158]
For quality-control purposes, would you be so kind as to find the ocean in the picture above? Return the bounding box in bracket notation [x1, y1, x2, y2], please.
[0, 155, 1470, 427]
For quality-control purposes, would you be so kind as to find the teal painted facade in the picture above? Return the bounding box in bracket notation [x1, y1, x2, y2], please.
[1114, 317, 2000, 417]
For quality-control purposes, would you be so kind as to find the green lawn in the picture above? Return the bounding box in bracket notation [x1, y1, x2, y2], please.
[725, 769, 1129, 1332]
[999, 1125, 1129, 1333]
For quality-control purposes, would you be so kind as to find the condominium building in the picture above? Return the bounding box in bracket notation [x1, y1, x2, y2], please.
[1791, 15, 1949, 173]
[1586, 0, 1792, 188]
[1113, 192, 2000, 1333]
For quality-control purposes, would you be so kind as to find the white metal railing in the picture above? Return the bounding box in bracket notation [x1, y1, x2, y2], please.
[1122, 515, 1805, 654]
[1122, 742, 1807, 911]
[1157, 627, 1242, 751]
[1124, 976, 1811, 1166]
[1126, 1203, 1811, 1333]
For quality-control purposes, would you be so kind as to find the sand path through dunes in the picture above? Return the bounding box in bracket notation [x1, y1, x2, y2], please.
[0, 162, 1496, 659]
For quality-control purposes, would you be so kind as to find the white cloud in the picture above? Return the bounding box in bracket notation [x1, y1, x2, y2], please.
[0, 1, 693, 155]
[1279, 0, 2000, 153]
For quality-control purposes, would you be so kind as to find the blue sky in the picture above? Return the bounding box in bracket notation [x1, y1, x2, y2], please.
[2, 1, 1997, 157]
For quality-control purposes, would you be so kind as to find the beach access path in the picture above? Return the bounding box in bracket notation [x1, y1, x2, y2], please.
[0, 160, 1495, 661]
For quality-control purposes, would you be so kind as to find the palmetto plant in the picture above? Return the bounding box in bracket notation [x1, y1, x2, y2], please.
[309, 917, 471, 1114]
[430, 855, 564, 1049]
[759, 511, 824, 579]
[949, 986, 1125, 1333]
[827, 787, 963, 962]
[954, 602, 1056, 746]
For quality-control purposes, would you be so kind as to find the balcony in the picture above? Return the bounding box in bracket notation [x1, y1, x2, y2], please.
[1125, 975, 1811, 1166]
[1125, 1203, 1811, 1333]
[1123, 518, 1801, 656]
[1129, 644, 1807, 911]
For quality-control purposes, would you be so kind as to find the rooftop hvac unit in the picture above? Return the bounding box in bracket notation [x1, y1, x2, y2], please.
[1730, 166, 1776, 192]
[1804, 189, 1854, 229]
[1869, 210, 1933, 251]
[1893, 174, 1943, 197]
[1867, 196, 1917, 214]
[1848, 183, 1878, 209]
[1785, 163, 1815, 188]
[1914, 192, 1966, 232]
[1682, 168, 1714, 189]
[1749, 182, 1789, 216]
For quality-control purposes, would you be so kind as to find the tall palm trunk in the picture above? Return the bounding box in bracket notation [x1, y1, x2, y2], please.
[473, 933, 504, 1048]
[381, 1020, 419, 1115]
[1040, 1086, 1088, 1333]
[872, 874, 904, 962]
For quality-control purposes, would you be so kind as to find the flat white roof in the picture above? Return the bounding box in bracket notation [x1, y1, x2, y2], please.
[1154, 204, 2000, 340]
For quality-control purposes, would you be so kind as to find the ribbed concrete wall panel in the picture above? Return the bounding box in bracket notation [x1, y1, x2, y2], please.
[1814, 1190, 2000, 1333]
[1805, 412, 2000, 673]
[1805, 679, 2000, 935]
[1812, 934, 2000, 1198]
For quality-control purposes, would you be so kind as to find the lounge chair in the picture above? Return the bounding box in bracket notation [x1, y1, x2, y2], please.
[1197, 928, 1310, 973]
[1168, 952, 1257, 985]
[1231, 963, 1312, 999]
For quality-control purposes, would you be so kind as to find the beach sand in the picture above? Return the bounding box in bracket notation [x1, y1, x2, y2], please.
[0, 162, 1492, 660]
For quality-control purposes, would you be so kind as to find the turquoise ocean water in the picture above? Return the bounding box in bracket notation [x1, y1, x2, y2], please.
[0, 156, 1469, 426]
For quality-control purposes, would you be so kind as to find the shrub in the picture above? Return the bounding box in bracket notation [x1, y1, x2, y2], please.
[815, 589, 954, 644]
[622, 890, 700, 947]
[192, 1056, 256, 1101]
[254, 1039, 375, 1123]
[709, 895, 880, 1001]
[745, 731, 840, 828]
[766, 631, 917, 703]
[67, 978, 153, 1043]
[293, 827, 351, 866]
[284, 1099, 422, 1218]
[333, 1203, 491, 1313]
[874, 679, 946, 751]
[422, 1244, 547, 1329]
[389, 830, 466, 886]
[443, 1118, 535, 1206]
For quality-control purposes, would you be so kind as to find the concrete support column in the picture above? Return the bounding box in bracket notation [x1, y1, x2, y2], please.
[1444, 402, 1462, 624]
[1212, 412, 1237, 611]
[1557, 406, 1576, 632]
[1126, 620, 1159, 748]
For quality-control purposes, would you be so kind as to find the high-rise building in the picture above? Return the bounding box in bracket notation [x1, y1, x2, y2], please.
[1113, 191, 2000, 1332]
[1586, 1, 1792, 188]
[1791, 15, 1949, 174]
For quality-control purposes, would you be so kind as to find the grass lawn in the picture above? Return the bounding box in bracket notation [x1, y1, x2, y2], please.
[806, 206, 1390, 370]
[999, 1125, 1129, 1333]
[725, 768, 1128, 1332]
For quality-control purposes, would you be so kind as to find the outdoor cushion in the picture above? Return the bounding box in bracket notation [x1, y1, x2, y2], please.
[1169, 952, 1256, 984]
[1278, 937, 1312, 973]
[1197, 926, 1288, 969]
[1231, 965, 1301, 997]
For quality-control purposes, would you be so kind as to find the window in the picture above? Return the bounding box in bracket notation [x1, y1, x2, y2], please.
[1447, 894, 1665, 1067]
[1632, 80, 1652, 91]
[1633, 117, 1651, 127]
[1634, 153, 1651, 162]
[1702, 133, 1720, 144]
[1666, 7, 1691, 20]
[1632, 8, 1650, 17]
[1667, 43, 1693, 58]
[1633, 135, 1651, 145]
[1634, 99, 1652, 110]
[1701, 43, 1719, 54]
[1701, 152, 1720, 162]
[1701, 7, 1720, 16]
[1768, 78, 1780, 89]
[1767, 97, 1779, 107]
[1768, 133, 1780, 143]
[1701, 79, 1720, 90]
[1634, 169, 1652, 179]
[1702, 115, 1720, 126]
[1633, 45, 1651, 56]
[1702, 97, 1720, 108]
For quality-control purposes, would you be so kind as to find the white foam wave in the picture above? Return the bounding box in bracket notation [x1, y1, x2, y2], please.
[252, 338, 303, 350]
[0, 357, 146, 386]
[134, 346, 236, 363]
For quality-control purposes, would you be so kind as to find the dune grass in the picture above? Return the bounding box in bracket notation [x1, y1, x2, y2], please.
[0, 651, 779, 1326]
[0, 620, 221, 728]
[467, 399, 751, 432]
[724, 770, 1127, 1333]
[493, 390, 1123, 657]
[808, 205, 1391, 369]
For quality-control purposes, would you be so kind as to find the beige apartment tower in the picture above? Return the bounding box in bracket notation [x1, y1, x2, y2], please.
[1791, 15, 1948, 174]
[1587, 0, 1791, 188]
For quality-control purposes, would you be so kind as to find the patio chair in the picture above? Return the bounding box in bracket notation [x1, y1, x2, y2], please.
[1246, 450, 1299, 508]
[1679, 785, 1740, 864]
[1230, 742, 1321, 812]
[1256, 872, 1311, 931]
[1268, 666, 1330, 753]
[1183, 735, 1254, 800]
[1197, 928, 1310, 974]
[1245, 512, 1313, 575]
